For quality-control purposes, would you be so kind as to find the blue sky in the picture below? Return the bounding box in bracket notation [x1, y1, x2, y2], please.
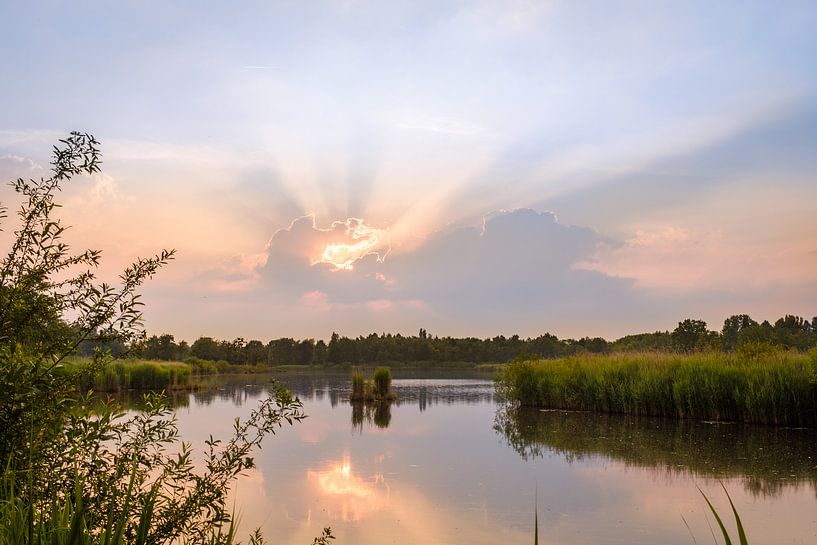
[1, 1, 815, 340]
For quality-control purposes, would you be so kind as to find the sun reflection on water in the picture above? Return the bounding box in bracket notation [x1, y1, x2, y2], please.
[307, 455, 388, 521]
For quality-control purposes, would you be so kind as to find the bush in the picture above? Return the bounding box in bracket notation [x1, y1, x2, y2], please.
[0, 133, 329, 544]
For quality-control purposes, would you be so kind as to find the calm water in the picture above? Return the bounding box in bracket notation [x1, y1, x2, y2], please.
[162, 370, 817, 545]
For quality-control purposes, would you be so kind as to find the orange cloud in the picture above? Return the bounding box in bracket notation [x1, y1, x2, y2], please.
[299, 290, 332, 312]
[579, 226, 817, 291]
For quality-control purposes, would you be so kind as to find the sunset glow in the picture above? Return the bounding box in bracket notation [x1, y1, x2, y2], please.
[0, 1, 815, 340]
[311, 220, 389, 270]
[307, 456, 387, 521]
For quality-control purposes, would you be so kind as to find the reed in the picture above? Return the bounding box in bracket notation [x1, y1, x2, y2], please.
[497, 350, 817, 426]
[0, 468, 240, 545]
[350, 367, 396, 402]
[699, 485, 749, 545]
[350, 368, 366, 401]
[65, 359, 194, 392]
[372, 367, 393, 399]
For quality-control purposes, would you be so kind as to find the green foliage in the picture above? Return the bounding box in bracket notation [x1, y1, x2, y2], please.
[62, 358, 193, 391]
[497, 351, 817, 426]
[372, 367, 392, 398]
[699, 485, 749, 545]
[134, 313, 816, 369]
[0, 133, 329, 544]
[0, 131, 175, 471]
[721, 315, 758, 352]
[672, 319, 714, 352]
[350, 368, 365, 400]
[0, 390, 308, 545]
[349, 367, 395, 402]
[736, 341, 777, 362]
[609, 331, 672, 352]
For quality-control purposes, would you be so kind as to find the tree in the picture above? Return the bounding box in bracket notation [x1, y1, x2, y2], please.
[244, 339, 266, 365]
[672, 319, 710, 353]
[721, 314, 758, 352]
[0, 132, 175, 468]
[296, 339, 315, 365]
[327, 332, 341, 364]
[268, 337, 296, 364]
[773, 314, 814, 350]
[191, 336, 221, 360]
[314, 339, 328, 365]
[0, 133, 322, 544]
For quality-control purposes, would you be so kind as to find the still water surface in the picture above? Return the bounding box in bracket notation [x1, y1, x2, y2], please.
[164, 370, 817, 545]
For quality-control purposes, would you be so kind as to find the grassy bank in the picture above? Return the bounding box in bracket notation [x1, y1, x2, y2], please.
[63, 356, 276, 392]
[64, 358, 194, 391]
[496, 350, 817, 426]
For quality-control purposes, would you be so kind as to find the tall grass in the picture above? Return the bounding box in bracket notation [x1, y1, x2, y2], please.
[497, 350, 817, 426]
[351, 368, 366, 401]
[0, 468, 247, 545]
[372, 367, 393, 399]
[699, 485, 749, 545]
[65, 359, 193, 392]
[349, 367, 396, 402]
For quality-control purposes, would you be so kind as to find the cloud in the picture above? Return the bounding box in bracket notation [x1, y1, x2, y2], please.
[204, 208, 642, 336]
[0, 153, 43, 175]
[581, 226, 817, 292]
[393, 113, 491, 137]
[145, 204, 817, 340]
[384, 208, 629, 311]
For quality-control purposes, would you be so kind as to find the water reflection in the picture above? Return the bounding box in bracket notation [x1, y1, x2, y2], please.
[307, 455, 388, 521]
[158, 371, 817, 545]
[495, 405, 817, 498]
[113, 371, 497, 411]
[351, 401, 392, 432]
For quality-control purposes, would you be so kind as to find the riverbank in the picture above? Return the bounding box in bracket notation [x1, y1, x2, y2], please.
[496, 350, 817, 426]
[63, 357, 271, 392]
[64, 358, 195, 391]
[63, 357, 501, 393]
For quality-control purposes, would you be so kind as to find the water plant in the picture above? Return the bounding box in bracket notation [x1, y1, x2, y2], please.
[497, 351, 817, 426]
[64, 358, 194, 391]
[372, 367, 393, 399]
[696, 485, 749, 545]
[349, 367, 396, 402]
[350, 368, 366, 401]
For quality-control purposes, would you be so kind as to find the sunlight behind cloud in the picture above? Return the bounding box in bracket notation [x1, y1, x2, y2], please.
[313, 218, 389, 270]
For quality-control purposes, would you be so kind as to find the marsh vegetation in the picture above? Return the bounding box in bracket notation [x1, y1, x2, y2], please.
[496, 350, 817, 426]
[349, 367, 396, 402]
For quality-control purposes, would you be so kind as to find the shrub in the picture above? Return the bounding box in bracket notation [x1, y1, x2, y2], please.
[0, 133, 329, 544]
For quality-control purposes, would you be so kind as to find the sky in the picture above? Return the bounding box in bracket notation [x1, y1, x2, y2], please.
[1, 0, 816, 341]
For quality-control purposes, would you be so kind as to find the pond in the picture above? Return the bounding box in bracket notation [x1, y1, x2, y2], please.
[161, 370, 817, 545]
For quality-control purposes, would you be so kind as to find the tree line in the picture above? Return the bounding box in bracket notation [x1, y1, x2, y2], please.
[91, 314, 817, 366]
